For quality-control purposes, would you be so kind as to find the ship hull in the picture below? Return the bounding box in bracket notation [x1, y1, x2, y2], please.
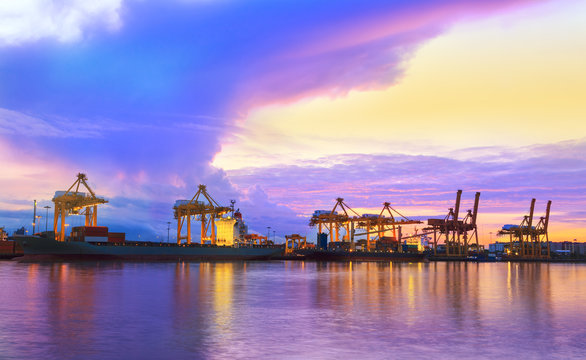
[15, 237, 283, 261]
[299, 249, 426, 262]
[0, 240, 23, 259]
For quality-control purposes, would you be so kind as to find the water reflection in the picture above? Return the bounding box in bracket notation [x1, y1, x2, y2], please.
[47, 263, 97, 357]
[0, 261, 584, 359]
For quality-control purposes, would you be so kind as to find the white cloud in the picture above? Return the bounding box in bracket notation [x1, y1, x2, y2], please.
[0, 0, 123, 46]
[0, 107, 115, 137]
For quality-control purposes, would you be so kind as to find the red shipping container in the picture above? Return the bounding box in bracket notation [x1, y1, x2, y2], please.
[84, 226, 109, 237]
[108, 232, 125, 243]
[0, 241, 14, 253]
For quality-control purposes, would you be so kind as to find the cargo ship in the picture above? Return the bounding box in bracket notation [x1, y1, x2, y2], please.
[0, 227, 23, 259]
[297, 249, 426, 262]
[0, 240, 23, 259]
[15, 236, 282, 261]
[13, 225, 283, 261]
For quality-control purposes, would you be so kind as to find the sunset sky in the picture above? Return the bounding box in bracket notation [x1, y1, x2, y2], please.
[1, 0, 584, 243]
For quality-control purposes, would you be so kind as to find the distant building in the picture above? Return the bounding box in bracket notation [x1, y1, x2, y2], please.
[489, 242, 507, 254]
[550, 241, 586, 256]
[487, 240, 586, 256]
[0, 227, 7, 241]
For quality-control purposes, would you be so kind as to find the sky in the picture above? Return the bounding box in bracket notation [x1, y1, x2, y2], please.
[0, 0, 585, 243]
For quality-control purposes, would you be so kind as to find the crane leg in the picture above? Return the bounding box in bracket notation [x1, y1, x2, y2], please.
[186, 215, 191, 245]
[211, 217, 216, 245]
[177, 217, 182, 245]
[60, 209, 66, 242]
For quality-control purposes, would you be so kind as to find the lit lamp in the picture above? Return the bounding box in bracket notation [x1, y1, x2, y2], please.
[34, 215, 41, 235]
[44, 206, 51, 232]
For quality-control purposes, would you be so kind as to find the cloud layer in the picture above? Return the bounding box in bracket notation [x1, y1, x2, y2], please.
[2, 0, 582, 242]
[225, 140, 586, 240]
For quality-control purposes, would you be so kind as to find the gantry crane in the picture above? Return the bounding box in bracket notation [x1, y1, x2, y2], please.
[174, 185, 231, 245]
[309, 198, 360, 245]
[355, 202, 422, 251]
[52, 173, 108, 242]
[425, 190, 480, 256]
[497, 199, 551, 259]
[244, 233, 273, 246]
[285, 234, 307, 254]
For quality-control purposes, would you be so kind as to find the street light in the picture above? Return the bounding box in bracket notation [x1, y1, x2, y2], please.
[267, 226, 271, 242]
[44, 206, 51, 233]
[32, 200, 37, 234]
[167, 222, 171, 243]
[34, 215, 41, 235]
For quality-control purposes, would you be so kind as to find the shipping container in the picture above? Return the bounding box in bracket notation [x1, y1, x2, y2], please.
[0, 240, 23, 257]
[380, 236, 398, 243]
[317, 233, 328, 249]
[71, 226, 109, 238]
[108, 232, 125, 243]
[0, 241, 15, 253]
[85, 236, 108, 243]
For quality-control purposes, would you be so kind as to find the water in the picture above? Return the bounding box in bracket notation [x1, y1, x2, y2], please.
[0, 261, 584, 359]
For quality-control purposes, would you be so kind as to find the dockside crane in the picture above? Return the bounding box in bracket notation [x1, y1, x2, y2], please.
[309, 198, 360, 245]
[497, 199, 551, 259]
[355, 202, 422, 251]
[53, 173, 108, 242]
[425, 190, 480, 256]
[174, 185, 231, 245]
[285, 234, 307, 254]
[244, 234, 271, 245]
[534, 200, 552, 257]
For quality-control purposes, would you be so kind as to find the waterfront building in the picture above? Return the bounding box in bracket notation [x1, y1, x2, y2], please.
[488, 240, 586, 257]
[550, 241, 586, 256]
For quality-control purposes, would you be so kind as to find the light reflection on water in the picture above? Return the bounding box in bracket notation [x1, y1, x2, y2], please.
[0, 261, 584, 359]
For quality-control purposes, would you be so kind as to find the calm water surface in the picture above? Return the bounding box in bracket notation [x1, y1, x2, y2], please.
[0, 261, 584, 359]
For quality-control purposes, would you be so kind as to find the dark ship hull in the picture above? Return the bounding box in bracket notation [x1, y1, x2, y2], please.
[298, 249, 426, 262]
[15, 236, 283, 261]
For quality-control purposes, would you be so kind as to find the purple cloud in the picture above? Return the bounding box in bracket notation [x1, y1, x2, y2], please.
[0, 0, 558, 239]
[225, 140, 586, 239]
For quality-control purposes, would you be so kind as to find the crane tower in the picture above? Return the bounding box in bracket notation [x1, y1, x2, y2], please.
[52, 173, 108, 242]
[497, 199, 551, 259]
[355, 202, 422, 251]
[174, 185, 231, 245]
[309, 198, 360, 245]
[425, 190, 480, 256]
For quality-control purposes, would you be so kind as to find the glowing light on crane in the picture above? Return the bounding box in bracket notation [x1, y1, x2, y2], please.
[52, 173, 108, 242]
[425, 190, 480, 257]
[497, 199, 551, 259]
[174, 185, 231, 245]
